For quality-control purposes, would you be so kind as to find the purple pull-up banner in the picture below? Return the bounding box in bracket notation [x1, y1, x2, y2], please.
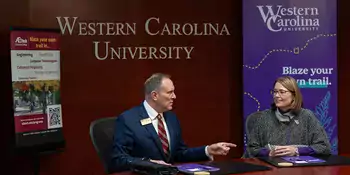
[243, 0, 337, 154]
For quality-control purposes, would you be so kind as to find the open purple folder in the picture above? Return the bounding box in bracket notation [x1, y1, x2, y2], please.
[176, 163, 220, 172]
[281, 156, 326, 164]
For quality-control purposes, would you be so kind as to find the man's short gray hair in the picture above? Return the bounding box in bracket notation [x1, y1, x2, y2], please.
[144, 73, 171, 95]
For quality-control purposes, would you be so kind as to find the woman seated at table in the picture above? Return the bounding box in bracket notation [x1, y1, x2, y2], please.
[247, 76, 331, 157]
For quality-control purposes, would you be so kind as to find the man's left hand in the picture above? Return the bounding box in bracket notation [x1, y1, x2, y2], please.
[207, 142, 237, 156]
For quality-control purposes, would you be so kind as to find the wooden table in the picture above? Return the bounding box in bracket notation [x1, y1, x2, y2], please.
[110, 157, 350, 175]
[238, 157, 350, 175]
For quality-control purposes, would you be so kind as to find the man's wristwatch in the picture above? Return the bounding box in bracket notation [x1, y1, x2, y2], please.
[141, 157, 150, 161]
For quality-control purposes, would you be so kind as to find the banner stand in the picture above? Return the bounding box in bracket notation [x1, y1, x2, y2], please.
[10, 27, 66, 165]
[31, 149, 65, 175]
[243, 1, 338, 154]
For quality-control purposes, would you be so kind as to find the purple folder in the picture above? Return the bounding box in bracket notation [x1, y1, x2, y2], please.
[281, 156, 326, 164]
[176, 163, 220, 172]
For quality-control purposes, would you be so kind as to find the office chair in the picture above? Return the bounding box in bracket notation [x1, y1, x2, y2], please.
[89, 117, 116, 174]
[242, 111, 263, 158]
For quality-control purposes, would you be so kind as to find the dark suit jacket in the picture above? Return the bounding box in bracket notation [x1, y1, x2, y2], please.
[111, 104, 209, 172]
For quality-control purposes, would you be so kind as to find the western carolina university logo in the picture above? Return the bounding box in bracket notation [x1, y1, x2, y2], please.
[14, 37, 28, 46]
[257, 5, 320, 32]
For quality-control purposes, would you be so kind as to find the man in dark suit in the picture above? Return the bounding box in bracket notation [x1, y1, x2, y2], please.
[111, 73, 236, 172]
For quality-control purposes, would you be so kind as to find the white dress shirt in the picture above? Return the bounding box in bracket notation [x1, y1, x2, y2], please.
[143, 100, 212, 159]
[143, 100, 171, 149]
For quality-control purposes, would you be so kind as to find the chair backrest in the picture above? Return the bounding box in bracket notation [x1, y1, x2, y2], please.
[89, 117, 116, 174]
[242, 111, 263, 158]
